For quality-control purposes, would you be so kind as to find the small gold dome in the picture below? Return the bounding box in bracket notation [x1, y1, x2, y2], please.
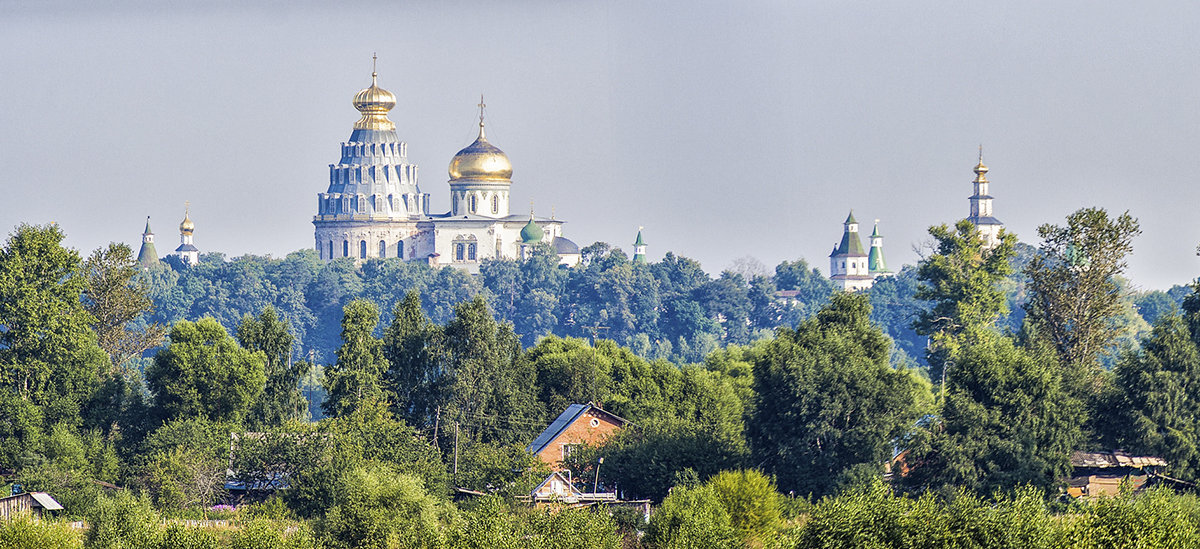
[352, 72, 397, 131]
[448, 123, 513, 181]
[179, 210, 195, 235]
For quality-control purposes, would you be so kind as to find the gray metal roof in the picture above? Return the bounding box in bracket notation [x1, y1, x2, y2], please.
[527, 404, 590, 454]
[968, 215, 1004, 225]
[552, 236, 580, 255]
[30, 492, 63, 510]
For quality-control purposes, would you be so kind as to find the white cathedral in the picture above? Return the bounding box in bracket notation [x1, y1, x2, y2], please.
[312, 65, 581, 272]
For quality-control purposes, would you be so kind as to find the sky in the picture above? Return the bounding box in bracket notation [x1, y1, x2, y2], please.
[2, 1, 1199, 290]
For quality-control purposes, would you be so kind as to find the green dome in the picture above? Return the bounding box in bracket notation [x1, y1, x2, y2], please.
[521, 217, 544, 244]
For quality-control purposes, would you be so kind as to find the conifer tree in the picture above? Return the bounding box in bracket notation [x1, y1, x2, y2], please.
[913, 219, 1017, 380]
[322, 300, 387, 418]
[238, 306, 307, 427]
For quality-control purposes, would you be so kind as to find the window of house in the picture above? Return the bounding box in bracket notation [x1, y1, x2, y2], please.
[328, 241, 333, 260]
[492, 194, 499, 214]
[398, 241, 404, 259]
[590, 418, 600, 428]
[561, 444, 578, 461]
[467, 243, 477, 261]
[455, 243, 465, 261]
[468, 194, 477, 213]
[359, 240, 367, 259]
[379, 240, 386, 258]
[343, 240, 349, 257]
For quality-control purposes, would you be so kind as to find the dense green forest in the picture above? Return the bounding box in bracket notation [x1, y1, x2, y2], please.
[6, 207, 1200, 548]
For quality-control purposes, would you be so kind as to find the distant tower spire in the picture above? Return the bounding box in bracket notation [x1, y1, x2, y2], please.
[372, 52, 378, 85]
[632, 227, 647, 263]
[868, 219, 891, 278]
[175, 203, 199, 266]
[967, 147, 1003, 249]
[477, 94, 487, 139]
[137, 216, 159, 270]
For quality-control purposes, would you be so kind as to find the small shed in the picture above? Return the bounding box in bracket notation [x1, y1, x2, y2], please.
[1066, 451, 1168, 499]
[0, 492, 64, 519]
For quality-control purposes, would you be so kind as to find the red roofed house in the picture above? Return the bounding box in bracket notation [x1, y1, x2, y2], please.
[526, 403, 629, 469]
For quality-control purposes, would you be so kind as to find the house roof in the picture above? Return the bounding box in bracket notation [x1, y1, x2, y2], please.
[526, 403, 630, 456]
[29, 493, 63, 510]
[1071, 451, 1167, 469]
[532, 471, 582, 498]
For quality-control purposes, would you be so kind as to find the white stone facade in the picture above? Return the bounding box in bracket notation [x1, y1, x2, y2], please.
[313, 74, 580, 272]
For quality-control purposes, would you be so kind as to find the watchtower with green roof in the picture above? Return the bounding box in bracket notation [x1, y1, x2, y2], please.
[828, 211, 874, 291]
[632, 228, 647, 263]
[867, 220, 892, 278]
[136, 217, 158, 270]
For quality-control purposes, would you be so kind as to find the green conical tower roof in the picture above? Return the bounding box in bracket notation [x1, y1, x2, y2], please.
[834, 211, 866, 257]
[520, 211, 544, 244]
[867, 224, 886, 273]
[136, 216, 159, 269]
[632, 227, 647, 263]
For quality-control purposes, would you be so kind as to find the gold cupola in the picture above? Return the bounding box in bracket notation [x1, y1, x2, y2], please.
[179, 204, 195, 235]
[352, 55, 397, 131]
[448, 97, 513, 181]
[973, 146, 989, 183]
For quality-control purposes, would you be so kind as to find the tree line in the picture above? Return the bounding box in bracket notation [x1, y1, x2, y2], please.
[5, 206, 1200, 547]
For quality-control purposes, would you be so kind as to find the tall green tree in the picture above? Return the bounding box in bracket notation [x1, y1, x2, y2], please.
[382, 291, 443, 426]
[238, 306, 307, 427]
[1024, 207, 1141, 370]
[749, 292, 928, 497]
[322, 300, 388, 418]
[1106, 312, 1200, 482]
[439, 297, 537, 444]
[83, 242, 166, 371]
[903, 329, 1084, 495]
[0, 224, 107, 465]
[914, 219, 1017, 379]
[145, 317, 267, 424]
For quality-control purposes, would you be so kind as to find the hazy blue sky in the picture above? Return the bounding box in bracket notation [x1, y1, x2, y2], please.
[3, 1, 1198, 289]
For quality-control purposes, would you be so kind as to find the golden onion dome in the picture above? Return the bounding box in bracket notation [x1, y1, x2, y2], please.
[352, 71, 397, 131]
[973, 146, 989, 177]
[448, 122, 513, 181]
[179, 208, 195, 235]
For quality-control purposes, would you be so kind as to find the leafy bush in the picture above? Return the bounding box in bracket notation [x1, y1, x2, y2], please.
[84, 490, 163, 549]
[0, 512, 83, 549]
[318, 462, 456, 549]
[646, 484, 738, 548]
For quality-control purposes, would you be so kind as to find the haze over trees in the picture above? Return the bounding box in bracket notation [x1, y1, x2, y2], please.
[5, 205, 1200, 547]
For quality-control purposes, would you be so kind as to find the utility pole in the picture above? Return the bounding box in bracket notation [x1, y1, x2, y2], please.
[582, 325, 609, 405]
[453, 422, 460, 482]
[432, 406, 441, 449]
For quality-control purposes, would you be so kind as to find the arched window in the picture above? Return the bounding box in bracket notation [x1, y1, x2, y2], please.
[343, 240, 349, 257]
[492, 194, 499, 214]
[455, 243, 465, 261]
[327, 241, 333, 260]
[379, 240, 387, 257]
[468, 194, 477, 213]
[359, 240, 367, 259]
[357, 196, 366, 212]
[398, 241, 404, 259]
[468, 243, 477, 260]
